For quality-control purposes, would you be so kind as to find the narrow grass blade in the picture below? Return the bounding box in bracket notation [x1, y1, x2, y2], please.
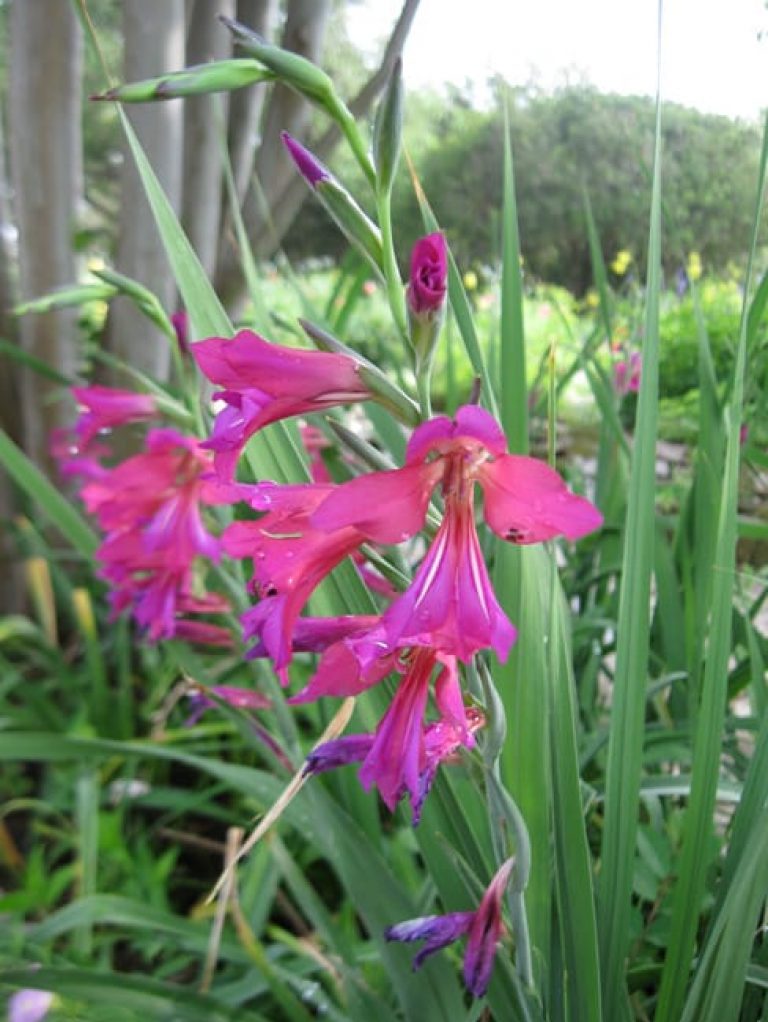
[0, 429, 99, 557]
[5, 731, 465, 1020]
[596, 11, 663, 1016]
[0, 338, 74, 385]
[34, 893, 252, 961]
[547, 553, 603, 1020]
[73, 768, 99, 956]
[680, 805, 768, 1022]
[656, 111, 768, 1022]
[0, 967, 269, 1022]
[499, 97, 527, 454]
[117, 107, 307, 486]
[493, 544, 551, 996]
[582, 189, 613, 345]
[117, 109, 229, 340]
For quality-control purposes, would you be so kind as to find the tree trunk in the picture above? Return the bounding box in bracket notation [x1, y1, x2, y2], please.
[215, 0, 332, 309]
[106, 1, 185, 383]
[0, 103, 23, 614]
[227, 0, 278, 204]
[181, 0, 235, 280]
[8, 0, 83, 473]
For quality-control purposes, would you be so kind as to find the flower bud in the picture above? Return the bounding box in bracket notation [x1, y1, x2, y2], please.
[372, 58, 403, 195]
[406, 232, 448, 368]
[281, 131, 330, 188]
[282, 133, 383, 273]
[91, 59, 273, 102]
[407, 232, 447, 316]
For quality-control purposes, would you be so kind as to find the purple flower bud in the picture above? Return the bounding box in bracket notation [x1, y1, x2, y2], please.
[407, 233, 447, 316]
[385, 912, 474, 970]
[305, 734, 375, 774]
[385, 857, 515, 998]
[171, 310, 189, 354]
[282, 131, 330, 188]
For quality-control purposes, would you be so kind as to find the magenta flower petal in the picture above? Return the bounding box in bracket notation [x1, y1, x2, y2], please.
[404, 414, 454, 464]
[185, 684, 270, 724]
[72, 385, 156, 446]
[305, 733, 375, 773]
[192, 331, 370, 478]
[381, 504, 517, 662]
[248, 614, 379, 659]
[78, 428, 226, 642]
[463, 858, 514, 997]
[614, 351, 642, 396]
[405, 404, 507, 464]
[282, 131, 331, 187]
[358, 649, 433, 809]
[385, 912, 474, 970]
[290, 629, 397, 702]
[310, 462, 441, 544]
[171, 310, 189, 353]
[172, 620, 233, 646]
[452, 404, 508, 455]
[407, 233, 447, 315]
[386, 857, 513, 997]
[478, 454, 603, 543]
[432, 656, 467, 728]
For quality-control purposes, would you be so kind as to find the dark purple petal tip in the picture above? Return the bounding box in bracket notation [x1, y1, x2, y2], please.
[282, 131, 330, 187]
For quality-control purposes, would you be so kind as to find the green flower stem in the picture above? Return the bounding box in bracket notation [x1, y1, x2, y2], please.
[416, 366, 432, 420]
[376, 188, 408, 344]
[333, 101, 376, 188]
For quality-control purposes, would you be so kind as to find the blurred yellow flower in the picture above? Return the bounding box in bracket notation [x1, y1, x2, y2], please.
[610, 249, 632, 275]
[585, 289, 600, 309]
[93, 300, 109, 325]
[687, 251, 702, 281]
[463, 270, 478, 291]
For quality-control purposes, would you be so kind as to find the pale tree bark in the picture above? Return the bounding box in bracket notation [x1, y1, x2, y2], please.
[8, 0, 83, 473]
[215, 0, 333, 307]
[0, 107, 23, 614]
[181, 0, 236, 279]
[227, 0, 278, 204]
[106, 1, 185, 383]
[214, 0, 420, 310]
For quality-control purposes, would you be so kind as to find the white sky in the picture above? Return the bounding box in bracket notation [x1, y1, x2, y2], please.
[347, 0, 767, 122]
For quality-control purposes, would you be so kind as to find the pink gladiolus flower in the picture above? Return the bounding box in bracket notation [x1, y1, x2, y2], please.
[385, 857, 514, 997]
[222, 484, 369, 681]
[228, 405, 601, 685]
[80, 429, 228, 641]
[50, 427, 109, 481]
[311, 404, 602, 663]
[614, 351, 642, 396]
[72, 385, 157, 446]
[293, 635, 479, 817]
[191, 330, 371, 479]
[407, 233, 447, 315]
